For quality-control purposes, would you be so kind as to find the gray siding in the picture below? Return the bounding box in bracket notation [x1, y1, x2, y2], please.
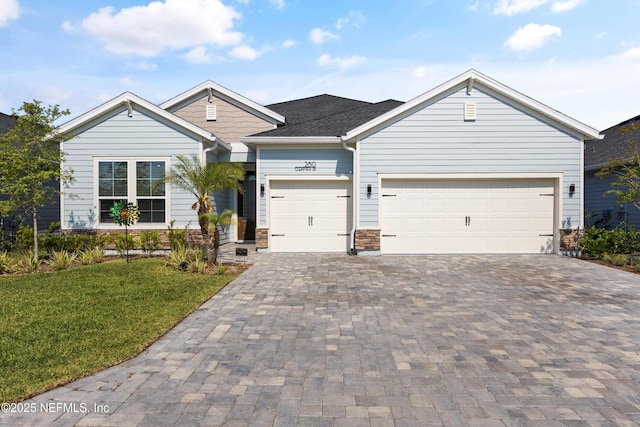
[359, 86, 582, 229]
[257, 148, 353, 227]
[63, 107, 203, 230]
[585, 170, 640, 228]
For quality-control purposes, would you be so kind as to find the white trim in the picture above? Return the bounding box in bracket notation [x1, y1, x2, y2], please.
[379, 172, 563, 180]
[160, 80, 285, 125]
[343, 69, 600, 142]
[57, 92, 231, 152]
[93, 156, 171, 229]
[256, 147, 261, 228]
[377, 172, 564, 254]
[243, 136, 342, 147]
[580, 140, 585, 229]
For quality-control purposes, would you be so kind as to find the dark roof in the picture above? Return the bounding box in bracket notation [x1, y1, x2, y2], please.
[585, 115, 640, 167]
[252, 94, 404, 137]
[0, 112, 16, 134]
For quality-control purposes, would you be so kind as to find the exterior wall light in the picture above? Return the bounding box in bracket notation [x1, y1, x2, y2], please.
[569, 184, 575, 196]
[260, 184, 265, 197]
[367, 184, 372, 198]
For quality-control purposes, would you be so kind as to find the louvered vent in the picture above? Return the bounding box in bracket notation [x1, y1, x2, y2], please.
[464, 102, 476, 121]
[206, 104, 217, 121]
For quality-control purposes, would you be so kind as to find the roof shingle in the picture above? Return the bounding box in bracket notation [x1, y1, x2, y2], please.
[251, 94, 404, 137]
[0, 112, 16, 134]
[585, 115, 640, 167]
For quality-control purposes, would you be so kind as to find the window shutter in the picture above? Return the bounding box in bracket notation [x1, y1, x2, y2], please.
[206, 104, 217, 121]
[464, 102, 476, 121]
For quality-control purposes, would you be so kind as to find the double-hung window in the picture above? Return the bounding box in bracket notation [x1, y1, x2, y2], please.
[98, 160, 167, 224]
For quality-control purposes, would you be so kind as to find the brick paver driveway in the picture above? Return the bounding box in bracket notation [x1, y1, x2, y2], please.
[2, 254, 640, 426]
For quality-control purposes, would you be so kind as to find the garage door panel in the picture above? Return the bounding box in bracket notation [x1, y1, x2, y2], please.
[270, 180, 351, 252]
[381, 178, 555, 254]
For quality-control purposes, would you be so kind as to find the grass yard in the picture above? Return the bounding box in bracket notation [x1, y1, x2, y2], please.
[0, 258, 237, 403]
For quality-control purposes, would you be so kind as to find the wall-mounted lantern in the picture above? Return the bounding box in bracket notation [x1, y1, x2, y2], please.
[260, 184, 265, 197]
[367, 184, 372, 199]
[569, 184, 575, 196]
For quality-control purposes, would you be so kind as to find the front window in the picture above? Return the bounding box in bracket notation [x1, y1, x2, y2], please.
[98, 160, 166, 224]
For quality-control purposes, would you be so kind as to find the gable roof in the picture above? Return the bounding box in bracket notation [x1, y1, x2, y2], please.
[343, 69, 601, 142]
[0, 112, 16, 134]
[247, 95, 404, 138]
[160, 80, 285, 125]
[585, 114, 640, 169]
[57, 92, 230, 150]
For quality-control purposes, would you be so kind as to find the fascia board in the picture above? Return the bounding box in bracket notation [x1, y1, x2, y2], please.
[159, 80, 286, 125]
[241, 136, 342, 148]
[343, 69, 601, 142]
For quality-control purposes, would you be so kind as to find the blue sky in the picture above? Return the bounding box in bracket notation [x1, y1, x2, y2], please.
[1, 0, 640, 130]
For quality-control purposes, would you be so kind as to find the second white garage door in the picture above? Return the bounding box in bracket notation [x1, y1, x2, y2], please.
[380, 178, 555, 254]
[269, 180, 351, 252]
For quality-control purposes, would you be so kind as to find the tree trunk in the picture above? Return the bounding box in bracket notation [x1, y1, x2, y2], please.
[212, 226, 220, 265]
[32, 208, 38, 259]
[198, 205, 209, 235]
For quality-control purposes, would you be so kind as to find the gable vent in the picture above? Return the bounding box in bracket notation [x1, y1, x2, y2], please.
[464, 102, 476, 121]
[206, 104, 217, 121]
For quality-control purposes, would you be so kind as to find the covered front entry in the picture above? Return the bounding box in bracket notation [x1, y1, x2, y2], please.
[269, 179, 351, 252]
[380, 178, 556, 254]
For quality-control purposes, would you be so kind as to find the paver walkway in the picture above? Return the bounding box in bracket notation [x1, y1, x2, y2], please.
[2, 253, 640, 426]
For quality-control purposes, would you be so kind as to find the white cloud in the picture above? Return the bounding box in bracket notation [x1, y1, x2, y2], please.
[317, 54, 366, 70]
[412, 66, 436, 78]
[185, 46, 214, 64]
[310, 28, 339, 45]
[118, 77, 139, 87]
[612, 47, 640, 60]
[229, 44, 261, 61]
[127, 60, 158, 72]
[335, 11, 367, 30]
[282, 39, 298, 48]
[504, 23, 561, 52]
[270, 0, 285, 10]
[551, 0, 582, 12]
[494, 0, 549, 16]
[493, 0, 583, 15]
[76, 0, 243, 57]
[0, 0, 20, 26]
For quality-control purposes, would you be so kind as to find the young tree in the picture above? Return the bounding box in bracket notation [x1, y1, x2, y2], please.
[0, 101, 73, 258]
[206, 209, 235, 265]
[156, 154, 244, 263]
[596, 123, 640, 211]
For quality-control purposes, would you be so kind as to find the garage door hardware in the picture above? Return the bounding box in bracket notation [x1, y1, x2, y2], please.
[382, 234, 397, 237]
[465, 216, 471, 226]
[382, 194, 397, 197]
[539, 193, 554, 196]
[271, 195, 285, 198]
[308, 216, 314, 226]
[336, 195, 351, 198]
[539, 234, 554, 237]
[271, 234, 285, 237]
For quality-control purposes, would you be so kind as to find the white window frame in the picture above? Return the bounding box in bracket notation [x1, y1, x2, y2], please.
[94, 157, 171, 229]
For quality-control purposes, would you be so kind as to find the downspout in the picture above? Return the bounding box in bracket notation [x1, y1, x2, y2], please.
[342, 139, 357, 255]
[201, 138, 218, 166]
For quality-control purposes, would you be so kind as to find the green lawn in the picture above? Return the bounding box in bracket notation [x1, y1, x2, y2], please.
[0, 258, 236, 403]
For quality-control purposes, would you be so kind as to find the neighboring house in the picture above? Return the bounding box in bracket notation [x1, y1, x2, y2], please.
[58, 69, 600, 254]
[584, 115, 640, 229]
[0, 112, 60, 233]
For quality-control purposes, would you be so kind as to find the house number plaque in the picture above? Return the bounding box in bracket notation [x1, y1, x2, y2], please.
[294, 161, 316, 172]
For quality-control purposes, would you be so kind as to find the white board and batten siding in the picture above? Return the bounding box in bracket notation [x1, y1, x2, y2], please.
[358, 85, 582, 254]
[63, 108, 202, 231]
[257, 147, 353, 252]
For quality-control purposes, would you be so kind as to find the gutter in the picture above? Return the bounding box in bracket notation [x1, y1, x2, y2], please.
[341, 138, 358, 255]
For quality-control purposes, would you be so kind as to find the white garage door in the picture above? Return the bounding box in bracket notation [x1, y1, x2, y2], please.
[269, 180, 351, 252]
[380, 179, 555, 254]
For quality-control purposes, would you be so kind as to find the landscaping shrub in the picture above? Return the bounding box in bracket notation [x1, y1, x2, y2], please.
[612, 254, 629, 267]
[14, 251, 40, 274]
[44, 250, 77, 271]
[139, 230, 162, 255]
[15, 225, 33, 251]
[578, 226, 640, 259]
[0, 251, 15, 274]
[77, 247, 105, 265]
[189, 257, 207, 274]
[167, 220, 189, 251]
[113, 233, 136, 256]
